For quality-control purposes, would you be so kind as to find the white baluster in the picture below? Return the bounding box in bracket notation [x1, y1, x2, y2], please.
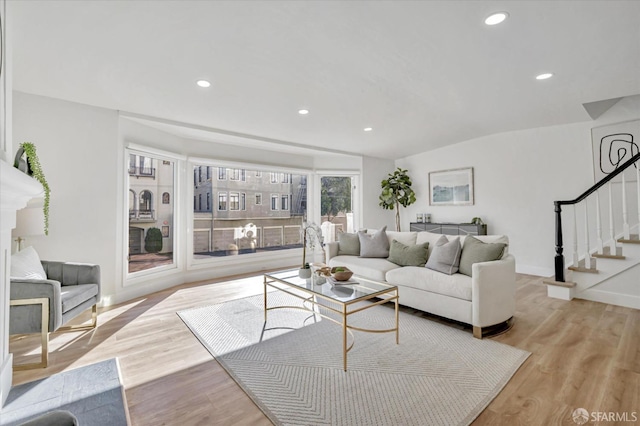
[596, 190, 604, 254]
[622, 172, 630, 239]
[608, 182, 617, 254]
[584, 201, 593, 269]
[572, 205, 579, 267]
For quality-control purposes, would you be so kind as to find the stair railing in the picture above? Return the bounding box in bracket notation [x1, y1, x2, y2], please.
[554, 151, 640, 282]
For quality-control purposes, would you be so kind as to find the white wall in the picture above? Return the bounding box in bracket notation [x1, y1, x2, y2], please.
[362, 156, 395, 230]
[13, 92, 120, 295]
[397, 95, 640, 276]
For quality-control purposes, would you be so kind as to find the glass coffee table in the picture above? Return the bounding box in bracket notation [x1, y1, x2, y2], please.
[263, 269, 399, 371]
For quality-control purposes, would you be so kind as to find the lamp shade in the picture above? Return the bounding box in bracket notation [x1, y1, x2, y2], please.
[12, 198, 46, 238]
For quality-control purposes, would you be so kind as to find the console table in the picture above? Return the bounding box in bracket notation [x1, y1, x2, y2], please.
[410, 222, 487, 235]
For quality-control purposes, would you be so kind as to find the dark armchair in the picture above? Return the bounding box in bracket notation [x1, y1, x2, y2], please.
[10, 261, 101, 369]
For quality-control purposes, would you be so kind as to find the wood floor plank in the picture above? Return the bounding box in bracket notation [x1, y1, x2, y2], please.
[9, 272, 640, 425]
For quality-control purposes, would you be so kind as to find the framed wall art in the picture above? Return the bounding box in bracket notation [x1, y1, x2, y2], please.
[429, 167, 474, 206]
[591, 119, 640, 183]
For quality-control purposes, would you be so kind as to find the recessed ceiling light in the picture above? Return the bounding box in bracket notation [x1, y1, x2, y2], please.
[364, 127, 373, 132]
[196, 80, 211, 88]
[536, 73, 554, 80]
[298, 109, 309, 115]
[484, 12, 508, 26]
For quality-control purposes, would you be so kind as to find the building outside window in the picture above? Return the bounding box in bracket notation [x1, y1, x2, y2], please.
[218, 167, 227, 180]
[206, 193, 210, 211]
[192, 163, 309, 259]
[128, 152, 175, 274]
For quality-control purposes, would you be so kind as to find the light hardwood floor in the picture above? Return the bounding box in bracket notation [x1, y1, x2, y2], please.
[10, 273, 640, 425]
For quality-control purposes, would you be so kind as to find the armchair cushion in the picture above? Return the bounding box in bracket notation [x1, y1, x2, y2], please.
[10, 247, 46, 280]
[61, 284, 99, 313]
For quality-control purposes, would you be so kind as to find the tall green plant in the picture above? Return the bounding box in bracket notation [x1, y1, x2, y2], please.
[379, 167, 416, 231]
[20, 142, 50, 235]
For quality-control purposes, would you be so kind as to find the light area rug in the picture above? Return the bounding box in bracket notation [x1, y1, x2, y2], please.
[178, 292, 529, 426]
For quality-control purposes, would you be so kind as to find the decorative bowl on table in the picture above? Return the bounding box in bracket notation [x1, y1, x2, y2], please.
[330, 267, 353, 281]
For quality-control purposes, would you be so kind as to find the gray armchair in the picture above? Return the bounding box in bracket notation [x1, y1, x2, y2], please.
[10, 261, 101, 369]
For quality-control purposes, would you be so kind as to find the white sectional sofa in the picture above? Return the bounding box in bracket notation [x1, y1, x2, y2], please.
[325, 229, 516, 338]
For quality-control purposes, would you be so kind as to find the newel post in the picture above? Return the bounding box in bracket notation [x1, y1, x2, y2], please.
[554, 202, 565, 282]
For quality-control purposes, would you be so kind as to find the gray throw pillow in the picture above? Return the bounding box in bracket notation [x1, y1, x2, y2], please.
[338, 232, 360, 256]
[388, 240, 429, 267]
[425, 235, 462, 275]
[459, 236, 506, 277]
[358, 226, 390, 258]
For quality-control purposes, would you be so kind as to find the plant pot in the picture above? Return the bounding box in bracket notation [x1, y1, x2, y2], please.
[298, 268, 312, 279]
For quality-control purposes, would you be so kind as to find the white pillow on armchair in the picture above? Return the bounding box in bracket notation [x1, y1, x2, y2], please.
[10, 246, 47, 280]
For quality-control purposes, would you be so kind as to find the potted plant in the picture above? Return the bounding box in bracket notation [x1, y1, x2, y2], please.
[299, 262, 312, 279]
[300, 221, 324, 277]
[379, 167, 417, 231]
[13, 142, 50, 235]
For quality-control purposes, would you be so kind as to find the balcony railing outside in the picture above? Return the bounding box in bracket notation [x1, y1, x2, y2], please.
[129, 167, 156, 178]
[129, 209, 155, 221]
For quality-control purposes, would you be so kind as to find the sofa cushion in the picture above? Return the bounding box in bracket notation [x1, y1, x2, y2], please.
[337, 232, 360, 256]
[463, 235, 510, 258]
[386, 266, 472, 301]
[459, 236, 507, 277]
[388, 240, 429, 267]
[10, 246, 47, 280]
[358, 226, 390, 258]
[328, 255, 400, 282]
[425, 235, 461, 275]
[415, 232, 448, 259]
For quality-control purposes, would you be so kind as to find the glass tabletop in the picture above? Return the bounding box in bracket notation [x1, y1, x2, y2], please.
[265, 269, 396, 304]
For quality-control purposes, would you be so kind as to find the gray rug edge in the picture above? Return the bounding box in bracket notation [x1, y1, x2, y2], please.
[177, 293, 531, 426]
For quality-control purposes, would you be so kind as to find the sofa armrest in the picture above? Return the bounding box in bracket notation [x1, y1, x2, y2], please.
[471, 254, 516, 328]
[325, 242, 339, 264]
[9, 278, 63, 333]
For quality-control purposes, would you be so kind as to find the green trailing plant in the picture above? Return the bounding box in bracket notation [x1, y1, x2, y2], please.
[144, 227, 163, 253]
[18, 142, 50, 235]
[379, 167, 417, 231]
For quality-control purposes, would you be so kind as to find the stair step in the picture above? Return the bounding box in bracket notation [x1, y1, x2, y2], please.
[593, 253, 626, 259]
[618, 234, 640, 244]
[594, 245, 625, 259]
[543, 278, 576, 288]
[568, 265, 599, 273]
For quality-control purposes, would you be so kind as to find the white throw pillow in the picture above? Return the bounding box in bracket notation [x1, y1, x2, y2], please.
[11, 246, 47, 280]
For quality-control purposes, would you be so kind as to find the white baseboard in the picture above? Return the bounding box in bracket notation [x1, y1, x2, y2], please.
[576, 288, 640, 310]
[516, 264, 554, 277]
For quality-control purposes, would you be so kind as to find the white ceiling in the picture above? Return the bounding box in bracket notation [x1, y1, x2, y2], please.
[10, 1, 640, 159]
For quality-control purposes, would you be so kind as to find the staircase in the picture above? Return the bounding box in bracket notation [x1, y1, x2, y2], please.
[544, 152, 640, 309]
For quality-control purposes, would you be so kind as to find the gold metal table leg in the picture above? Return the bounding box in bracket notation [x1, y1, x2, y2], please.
[343, 304, 348, 372]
